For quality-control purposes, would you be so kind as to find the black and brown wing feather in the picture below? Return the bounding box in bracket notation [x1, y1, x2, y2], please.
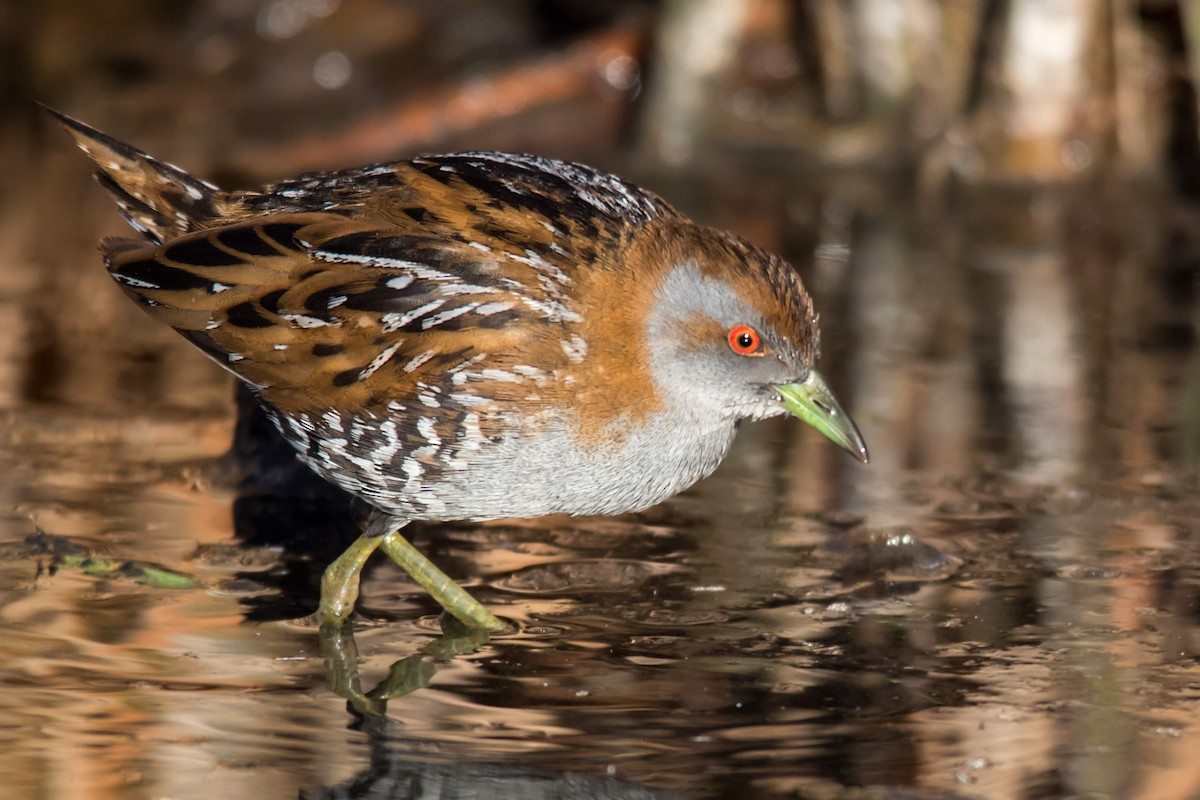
[102, 211, 575, 418]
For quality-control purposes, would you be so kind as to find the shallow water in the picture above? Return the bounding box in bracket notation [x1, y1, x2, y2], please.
[3, 171, 1200, 800]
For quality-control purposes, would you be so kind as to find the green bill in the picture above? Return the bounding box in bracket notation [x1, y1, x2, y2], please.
[776, 371, 869, 463]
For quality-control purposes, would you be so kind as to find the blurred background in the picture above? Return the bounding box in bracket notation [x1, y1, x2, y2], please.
[4, 1, 1200, 799]
[3, 0, 1199, 458]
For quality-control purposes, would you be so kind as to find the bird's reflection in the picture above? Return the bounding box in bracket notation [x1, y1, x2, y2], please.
[308, 637, 676, 800]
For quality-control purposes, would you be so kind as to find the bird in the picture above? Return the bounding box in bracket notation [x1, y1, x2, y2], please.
[48, 107, 868, 631]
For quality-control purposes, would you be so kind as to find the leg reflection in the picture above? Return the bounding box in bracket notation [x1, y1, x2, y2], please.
[319, 616, 493, 718]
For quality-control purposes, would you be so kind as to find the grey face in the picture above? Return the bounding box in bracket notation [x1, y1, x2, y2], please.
[646, 262, 869, 461]
[645, 263, 808, 421]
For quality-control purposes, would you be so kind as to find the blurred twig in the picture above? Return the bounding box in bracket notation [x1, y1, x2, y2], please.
[231, 22, 648, 176]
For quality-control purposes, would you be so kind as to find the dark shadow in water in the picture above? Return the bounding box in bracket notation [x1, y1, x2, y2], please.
[226, 382, 364, 620]
[310, 711, 678, 800]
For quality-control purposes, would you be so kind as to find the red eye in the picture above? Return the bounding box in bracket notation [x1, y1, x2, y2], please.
[728, 324, 764, 356]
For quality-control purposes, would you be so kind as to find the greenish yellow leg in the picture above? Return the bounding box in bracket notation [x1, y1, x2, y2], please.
[318, 515, 502, 631]
[318, 533, 384, 625]
[379, 530, 503, 631]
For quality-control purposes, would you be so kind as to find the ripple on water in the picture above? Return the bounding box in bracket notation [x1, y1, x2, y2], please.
[492, 559, 680, 595]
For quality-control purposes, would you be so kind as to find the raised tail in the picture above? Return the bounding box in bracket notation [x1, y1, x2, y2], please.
[45, 106, 227, 244]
